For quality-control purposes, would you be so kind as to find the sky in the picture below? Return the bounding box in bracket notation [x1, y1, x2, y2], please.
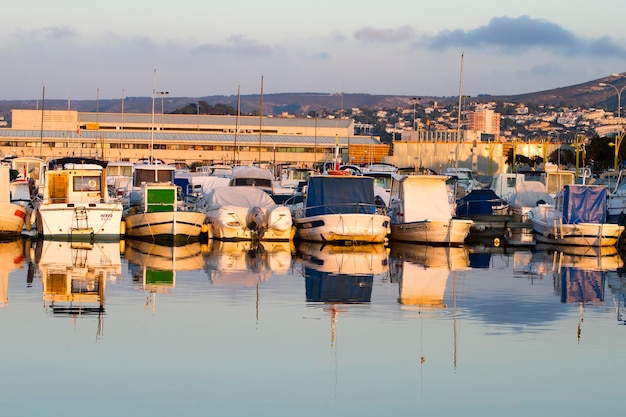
[2, 0, 626, 101]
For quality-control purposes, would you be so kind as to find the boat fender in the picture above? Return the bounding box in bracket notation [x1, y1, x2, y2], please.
[120, 219, 126, 236]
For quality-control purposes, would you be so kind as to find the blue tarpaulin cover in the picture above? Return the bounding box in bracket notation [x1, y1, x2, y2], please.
[456, 189, 506, 217]
[304, 176, 376, 217]
[562, 185, 607, 224]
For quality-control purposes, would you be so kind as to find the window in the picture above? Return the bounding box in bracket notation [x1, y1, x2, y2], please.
[73, 176, 101, 192]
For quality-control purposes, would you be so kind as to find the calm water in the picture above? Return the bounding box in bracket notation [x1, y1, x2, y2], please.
[1, 237, 625, 417]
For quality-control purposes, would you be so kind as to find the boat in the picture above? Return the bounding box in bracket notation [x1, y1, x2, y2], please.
[36, 157, 124, 241]
[0, 165, 28, 237]
[455, 188, 512, 246]
[388, 174, 472, 245]
[204, 186, 294, 241]
[123, 163, 208, 244]
[528, 184, 624, 246]
[105, 160, 134, 202]
[508, 180, 555, 222]
[443, 167, 481, 197]
[292, 174, 391, 244]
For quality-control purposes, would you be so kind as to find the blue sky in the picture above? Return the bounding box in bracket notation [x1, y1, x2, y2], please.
[2, 0, 626, 100]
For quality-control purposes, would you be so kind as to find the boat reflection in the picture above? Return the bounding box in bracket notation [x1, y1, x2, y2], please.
[0, 239, 25, 308]
[296, 242, 390, 302]
[389, 243, 470, 308]
[124, 240, 205, 309]
[533, 244, 623, 342]
[204, 240, 294, 286]
[37, 240, 122, 337]
[296, 242, 390, 348]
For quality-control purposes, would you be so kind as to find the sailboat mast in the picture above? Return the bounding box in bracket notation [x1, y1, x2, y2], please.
[151, 69, 157, 180]
[259, 75, 264, 164]
[39, 84, 45, 159]
[455, 53, 464, 172]
[234, 84, 240, 165]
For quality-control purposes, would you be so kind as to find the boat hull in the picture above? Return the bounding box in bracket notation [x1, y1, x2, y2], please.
[0, 203, 27, 237]
[37, 203, 123, 241]
[389, 219, 472, 245]
[207, 205, 294, 241]
[123, 210, 207, 243]
[530, 205, 623, 247]
[294, 213, 390, 244]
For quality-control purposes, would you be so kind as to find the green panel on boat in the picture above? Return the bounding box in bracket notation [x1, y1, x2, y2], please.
[145, 269, 174, 285]
[146, 188, 176, 212]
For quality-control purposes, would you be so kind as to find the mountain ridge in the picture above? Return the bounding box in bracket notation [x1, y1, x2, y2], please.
[1, 74, 624, 122]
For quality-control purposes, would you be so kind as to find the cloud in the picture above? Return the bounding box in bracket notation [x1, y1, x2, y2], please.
[423, 15, 626, 57]
[354, 25, 416, 43]
[15, 25, 76, 41]
[194, 35, 274, 56]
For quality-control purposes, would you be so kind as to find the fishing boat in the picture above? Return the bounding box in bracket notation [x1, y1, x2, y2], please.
[123, 163, 208, 244]
[36, 157, 124, 241]
[292, 174, 390, 244]
[529, 184, 624, 246]
[204, 186, 294, 241]
[388, 174, 472, 245]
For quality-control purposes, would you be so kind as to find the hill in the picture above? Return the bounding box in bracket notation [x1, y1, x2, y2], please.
[1, 74, 625, 123]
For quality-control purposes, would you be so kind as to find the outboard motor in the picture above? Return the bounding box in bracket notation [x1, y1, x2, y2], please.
[246, 206, 267, 241]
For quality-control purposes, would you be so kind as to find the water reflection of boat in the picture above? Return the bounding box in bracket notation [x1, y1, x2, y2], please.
[296, 242, 390, 302]
[37, 240, 121, 334]
[0, 239, 25, 308]
[389, 243, 469, 308]
[204, 240, 294, 285]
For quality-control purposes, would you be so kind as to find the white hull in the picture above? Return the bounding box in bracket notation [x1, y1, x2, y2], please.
[529, 205, 623, 247]
[294, 213, 390, 243]
[0, 202, 27, 236]
[37, 203, 123, 240]
[123, 210, 207, 242]
[207, 205, 294, 241]
[389, 218, 472, 245]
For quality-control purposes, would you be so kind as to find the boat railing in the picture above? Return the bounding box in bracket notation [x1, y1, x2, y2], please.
[303, 202, 385, 217]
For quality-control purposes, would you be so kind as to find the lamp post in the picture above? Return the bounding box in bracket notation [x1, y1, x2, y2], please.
[600, 77, 626, 171]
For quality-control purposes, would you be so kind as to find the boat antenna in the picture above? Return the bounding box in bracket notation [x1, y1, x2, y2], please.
[455, 53, 464, 173]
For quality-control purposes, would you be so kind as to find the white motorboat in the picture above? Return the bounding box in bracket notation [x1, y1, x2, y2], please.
[388, 174, 472, 245]
[292, 174, 390, 244]
[37, 157, 124, 241]
[529, 184, 623, 246]
[204, 186, 294, 241]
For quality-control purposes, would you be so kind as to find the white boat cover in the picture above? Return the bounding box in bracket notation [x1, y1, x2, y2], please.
[399, 175, 452, 222]
[510, 181, 555, 207]
[191, 176, 231, 196]
[232, 166, 274, 180]
[206, 187, 277, 210]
